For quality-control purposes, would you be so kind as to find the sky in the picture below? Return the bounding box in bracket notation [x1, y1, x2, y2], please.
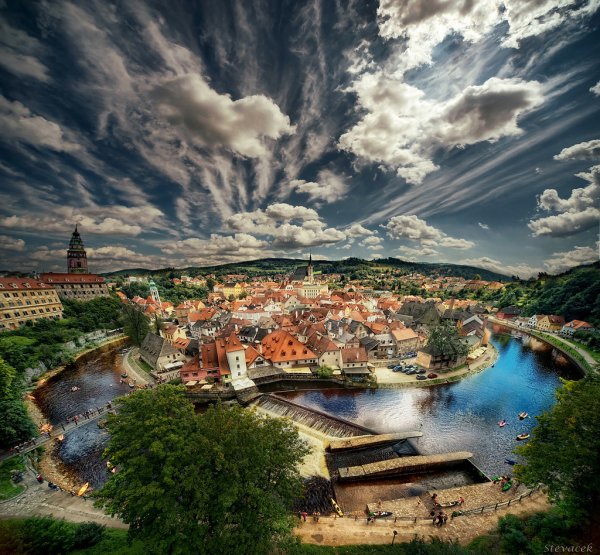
[0, 0, 599, 277]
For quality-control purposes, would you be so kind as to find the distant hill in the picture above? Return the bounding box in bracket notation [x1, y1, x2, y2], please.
[102, 257, 511, 281]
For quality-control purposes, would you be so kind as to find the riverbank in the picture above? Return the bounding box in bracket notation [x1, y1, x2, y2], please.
[26, 336, 128, 494]
[374, 344, 498, 389]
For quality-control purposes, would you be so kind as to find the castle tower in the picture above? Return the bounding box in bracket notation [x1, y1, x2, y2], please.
[307, 252, 314, 284]
[149, 280, 161, 305]
[67, 224, 89, 274]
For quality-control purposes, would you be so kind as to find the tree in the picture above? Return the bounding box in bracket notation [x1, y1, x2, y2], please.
[426, 323, 469, 357]
[0, 357, 36, 448]
[121, 305, 150, 346]
[515, 374, 600, 523]
[94, 386, 309, 555]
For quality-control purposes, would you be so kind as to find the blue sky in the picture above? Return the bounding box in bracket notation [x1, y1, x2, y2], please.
[0, 0, 598, 276]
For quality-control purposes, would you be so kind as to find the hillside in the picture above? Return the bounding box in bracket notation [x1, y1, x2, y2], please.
[103, 257, 510, 281]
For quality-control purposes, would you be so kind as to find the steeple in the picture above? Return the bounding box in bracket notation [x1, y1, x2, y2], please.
[67, 225, 89, 274]
[306, 251, 314, 284]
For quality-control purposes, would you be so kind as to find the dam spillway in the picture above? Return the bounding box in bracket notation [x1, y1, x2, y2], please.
[251, 394, 377, 438]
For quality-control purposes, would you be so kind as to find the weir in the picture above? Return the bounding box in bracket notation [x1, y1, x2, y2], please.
[251, 394, 377, 438]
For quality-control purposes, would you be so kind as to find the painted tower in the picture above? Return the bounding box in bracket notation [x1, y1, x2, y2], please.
[149, 280, 161, 305]
[67, 224, 89, 274]
[306, 252, 314, 284]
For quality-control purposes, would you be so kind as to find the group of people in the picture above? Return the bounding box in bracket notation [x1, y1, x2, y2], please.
[431, 510, 448, 526]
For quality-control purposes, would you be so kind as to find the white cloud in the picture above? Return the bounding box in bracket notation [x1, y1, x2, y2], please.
[397, 245, 439, 260]
[554, 139, 600, 161]
[383, 214, 475, 249]
[0, 214, 143, 237]
[543, 242, 599, 274]
[290, 170, 349, 204]
[345, 224, 375, 238]
[0, 96, 80, 152]
[225, 203, 346, 250]
[0, 20, 50, 82]
[0, 235, 25, 251]
[460, 257, 540, 278]
[339, 75, 542, 184]
[360, 236, 384, 250]
[153, 74, 295, 158]
[591, 81, 600, 96]
[528, 165, 600, 236]
[478, 222, 490, 230]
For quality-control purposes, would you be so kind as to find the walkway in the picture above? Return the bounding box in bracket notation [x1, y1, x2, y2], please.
[0, 463, 126, 529]
[294, 488, 549, 546]
[121, 348, 154, 386]
[0, 405, 116, 463]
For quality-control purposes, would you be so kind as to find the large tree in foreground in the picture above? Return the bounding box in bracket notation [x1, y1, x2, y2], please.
[515, 374, 600, 523]
[94, 386, 309, 555]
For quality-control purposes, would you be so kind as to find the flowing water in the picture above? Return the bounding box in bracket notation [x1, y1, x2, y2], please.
[32, 325, 580, 488]
[33, 343, 130, 488]
[279, 325, 581, 479]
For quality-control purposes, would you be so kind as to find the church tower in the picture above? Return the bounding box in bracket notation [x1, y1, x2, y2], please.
[67, 224, 89, 274]
[149, 280, 161, 305]
[306, 252, 314, 284]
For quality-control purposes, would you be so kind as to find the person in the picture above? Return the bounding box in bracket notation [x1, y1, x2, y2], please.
[442, 512, 448, 525]
[436, 512, 444, 527]
[36, 474, 43, 483]
[297, 511, 302, 520]
[301, 511, 307, 522]
[458, 496, 465, 506]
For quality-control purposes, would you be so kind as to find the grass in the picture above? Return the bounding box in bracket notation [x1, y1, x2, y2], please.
[135, 358, 154, 374]
[533, 332, 594, 374]
[0, 457, 26, 501]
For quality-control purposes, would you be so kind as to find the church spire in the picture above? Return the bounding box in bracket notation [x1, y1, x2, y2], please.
[67, 225, 89, 274]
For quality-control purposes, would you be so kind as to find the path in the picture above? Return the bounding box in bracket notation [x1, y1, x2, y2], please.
[0, 463, 126, 529]
[294, 489, 550, 546]
[122, 348, 154, 386]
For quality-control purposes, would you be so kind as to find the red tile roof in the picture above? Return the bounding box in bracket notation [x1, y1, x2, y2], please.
[261, 330, 317, 363]
[0, 277, 54, 290]
[40, 272, 105, 283]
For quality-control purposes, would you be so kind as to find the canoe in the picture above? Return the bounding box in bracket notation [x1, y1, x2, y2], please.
[370, 511, 393, 518]
[516, 433, 530, 441]
[504, 458, 516, 465]
[518, 412, 528, 420]
[330, 498, 344, 517]
[121, 373, 128, 378]
[498, 420, 507, 427]
[502, 481, 513, 492]
[77, 482, 89, 496]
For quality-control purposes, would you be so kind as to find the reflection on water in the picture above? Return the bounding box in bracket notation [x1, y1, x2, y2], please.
[33, 343, 130, 488]
[282, 328, 580, 478]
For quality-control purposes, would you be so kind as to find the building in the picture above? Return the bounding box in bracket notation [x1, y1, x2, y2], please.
[536, 315, 566, 332]
[391, 327, 420, 355]
[139, 332, 186, 373]
[561, 320, 594, 337]
[496, 306, 521, 320]
[67, 225, 88, 274]
[40, 273, 110, 300]
[0, 277, 63, 331]
[260, 329, 318, 369]
[40, 227, 110, 301]
[290, 255, 328, 299]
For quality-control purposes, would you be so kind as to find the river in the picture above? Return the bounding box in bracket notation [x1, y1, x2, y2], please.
[280, 325, 581, 478]
[32, 325, 580, 487]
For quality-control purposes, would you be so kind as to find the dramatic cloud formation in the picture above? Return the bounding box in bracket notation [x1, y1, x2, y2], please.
[0, 234, 25, 251]
[0, 20, 50, 82]
[543, 242, 599, 274]
[0, 96, 79, 152]
[460, 257, 539, 279]
[290, 170, 349, 204]
[153, 74, 295, 158]
[0, 214, 143, 237]
[554, 139, 600, 161]
[339, 76, 543, 184]
[591, 81, 600, 96]
[383, 215, 475, 249]
[397, 245, 439, 259]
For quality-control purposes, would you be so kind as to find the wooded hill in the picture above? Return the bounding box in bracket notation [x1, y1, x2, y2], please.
[103, 257, 511, 281]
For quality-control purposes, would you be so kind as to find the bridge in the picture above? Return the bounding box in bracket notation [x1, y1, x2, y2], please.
[0, 405, 116, 463]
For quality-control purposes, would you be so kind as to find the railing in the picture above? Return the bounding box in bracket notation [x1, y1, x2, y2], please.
[332, 485, 544, 525]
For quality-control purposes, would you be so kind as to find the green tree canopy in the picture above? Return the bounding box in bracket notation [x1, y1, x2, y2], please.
[121, 305, 150, 346]
[426, 323, 469, 357]
[515, 374, 600, 523]
[94, 386, 310, 555]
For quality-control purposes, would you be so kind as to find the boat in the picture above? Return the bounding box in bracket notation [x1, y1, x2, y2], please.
[516, 433, 530, 441]
[55, 434, 64, 442]
[498, 420, 507, 427]
[504, 458, 516, 465]
[330, 498, 344, 517]
[439, 500, 459, 508]
[518, 412, 528, 420]
[120, 372, 128, 378]
[369, 511, 393, 518]
[128, 382, 135, 389]
[502, 481, 513, 492]
[70, 386, 80, 392]
[77, 482, 90, 496]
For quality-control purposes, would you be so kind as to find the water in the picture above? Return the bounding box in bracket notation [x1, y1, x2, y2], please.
[33, 343, 130, 488]
[32, 326, 580, 487]
[280, 326, 580, 478]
